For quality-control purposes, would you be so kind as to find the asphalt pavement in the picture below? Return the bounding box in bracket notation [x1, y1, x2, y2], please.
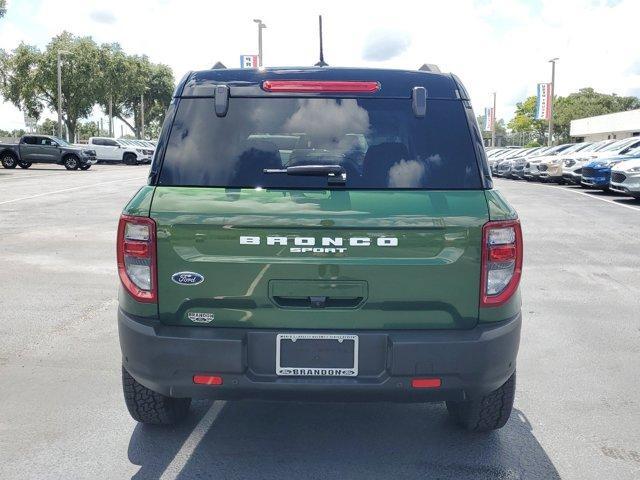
[0, 165, 638, 479]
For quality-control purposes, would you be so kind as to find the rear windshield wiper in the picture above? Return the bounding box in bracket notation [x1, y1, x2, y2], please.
[263, 164, 346, 184]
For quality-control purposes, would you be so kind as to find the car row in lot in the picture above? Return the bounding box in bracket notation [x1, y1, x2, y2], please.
[488, 137, 640, 199]
[0, 135, 156, 170]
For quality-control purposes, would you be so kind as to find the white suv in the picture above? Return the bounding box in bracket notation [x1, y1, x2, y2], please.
[610, 158, 640, 199]
[87, 137, 154, 165]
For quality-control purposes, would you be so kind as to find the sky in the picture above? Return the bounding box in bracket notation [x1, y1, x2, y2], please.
[0, 0, 638, 133]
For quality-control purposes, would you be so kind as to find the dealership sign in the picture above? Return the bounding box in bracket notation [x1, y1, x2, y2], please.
[240, 55, 259, 68]
[483, 107, 494, 132]
[535, 83, 553, 120]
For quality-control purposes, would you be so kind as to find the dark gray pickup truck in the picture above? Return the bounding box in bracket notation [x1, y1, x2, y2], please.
[0, 135, 97, 170]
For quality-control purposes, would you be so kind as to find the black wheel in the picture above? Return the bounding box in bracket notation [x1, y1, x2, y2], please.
[79, 164, 91, 170]
[64, 155, 80, 170]
[123, 153, 137, 165]
[1, 153, 17, 169]
[18, 161, 32, 169]
[122, 366, 191, 425]
[446, 372, 515, 432]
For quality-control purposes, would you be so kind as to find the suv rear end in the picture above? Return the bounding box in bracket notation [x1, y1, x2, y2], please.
[117, 67, 523, 432]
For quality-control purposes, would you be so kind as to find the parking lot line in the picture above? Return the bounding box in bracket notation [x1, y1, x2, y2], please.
[159, 401, 225, 480]
[0, 172, 70, 181]
[0, 177, 143, 206]
[507, 181, 640, 212]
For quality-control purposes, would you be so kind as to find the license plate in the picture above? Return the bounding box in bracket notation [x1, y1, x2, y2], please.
[276, 333, 358, 377]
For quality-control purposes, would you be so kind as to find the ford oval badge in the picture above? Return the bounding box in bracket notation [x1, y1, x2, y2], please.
[171, 272, 204, 286]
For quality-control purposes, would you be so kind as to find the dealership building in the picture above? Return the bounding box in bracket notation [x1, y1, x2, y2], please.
[570, 109, 640, 142]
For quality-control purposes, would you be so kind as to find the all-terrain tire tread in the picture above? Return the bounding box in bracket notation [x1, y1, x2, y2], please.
[122, 367, 191, 425]
[447, 372, 516, 432]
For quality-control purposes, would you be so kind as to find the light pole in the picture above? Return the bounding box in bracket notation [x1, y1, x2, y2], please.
[491, 92, 497, 147]
[548, 57, 559, 146]
[57, 50, 70, 139]
[253, 19, 266, 67]
[140, 92, 145, 139]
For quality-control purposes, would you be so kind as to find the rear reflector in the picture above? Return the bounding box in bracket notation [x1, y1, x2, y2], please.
[262, 80, 380, 93]
[411, 378, 441, 389]
[193, 375, 223, 386]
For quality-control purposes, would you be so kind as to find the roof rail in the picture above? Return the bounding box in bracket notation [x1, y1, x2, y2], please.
[419, 63, 441, 73]
[211, 61, 227, 69]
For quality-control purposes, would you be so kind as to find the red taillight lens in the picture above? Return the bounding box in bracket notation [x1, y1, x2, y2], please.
[262, 80, 380, 93]
[123, 241, 149, 258]
[488, 244, 516, 262]
[193, 375, 223, 385]
[117, 215, 157, 303]
[480, 219, 523, 307]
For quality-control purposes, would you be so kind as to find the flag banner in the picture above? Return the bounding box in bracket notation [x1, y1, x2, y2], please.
[240, 55, 259, 68]
[535, 83, 553, 120]
[484, 107, 494, 132]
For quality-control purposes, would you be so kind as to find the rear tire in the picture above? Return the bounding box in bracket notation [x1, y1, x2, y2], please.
[122, 366, 191, 425]
[1, 153, 17, 169]
[18, 161, 32, 169]
[446, 372, 516, 432]
[64, 155, 79, 170]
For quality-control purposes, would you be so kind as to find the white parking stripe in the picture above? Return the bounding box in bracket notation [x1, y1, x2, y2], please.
[0, 172, 70, 181]
[0, 177, 142, 205]
[500, 180, 640, 212]
[159, 401, 225, 480]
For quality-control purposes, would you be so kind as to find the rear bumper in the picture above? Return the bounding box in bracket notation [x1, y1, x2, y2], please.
[119, 309, 521, 402]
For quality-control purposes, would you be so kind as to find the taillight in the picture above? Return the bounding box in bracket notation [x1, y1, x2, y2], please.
[117, 215, 157, 303]
[262, 80, 380, 93]
[480, 219, 523, 307]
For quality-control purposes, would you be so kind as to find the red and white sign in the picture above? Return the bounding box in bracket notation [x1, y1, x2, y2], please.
[535, 83, 553, 120]
[240, 55, 259, 69]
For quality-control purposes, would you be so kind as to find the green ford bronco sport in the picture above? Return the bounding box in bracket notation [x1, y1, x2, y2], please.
[117, 67, 523, 432]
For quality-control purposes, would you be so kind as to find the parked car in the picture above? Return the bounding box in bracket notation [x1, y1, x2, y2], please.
[523, 144, 573, 180]
[561, 140, 617, 184]
[0, 135, 96, 170]
[536, 142, 593, 182]
[562, 138, 640, 185]
[88, 137, 154, 164]
[117, 66, 523, 432]
[609, 157, 640, 198]
[509, 147, 552, 179]
[580, 146, 640, 190]
[492, 148, 526, 176]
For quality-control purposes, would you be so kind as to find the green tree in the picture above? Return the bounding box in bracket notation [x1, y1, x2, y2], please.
[76, 121, 100, 141]
[0, 0, 6, 18]
[507, 96, 548, 143]
[97, 46, 173, 138]
[553, 88, 640, 142]
[1, 32, 102, 141]
[38, 118, 57, 136]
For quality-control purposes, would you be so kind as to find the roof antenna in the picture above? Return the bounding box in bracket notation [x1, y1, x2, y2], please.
[314, 15, 328, 67]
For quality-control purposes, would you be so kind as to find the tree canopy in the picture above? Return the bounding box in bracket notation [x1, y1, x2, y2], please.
[0, 31, 174, 141]
[508, 88, 640, 143]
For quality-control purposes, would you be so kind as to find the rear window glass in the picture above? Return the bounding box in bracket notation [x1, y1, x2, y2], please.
[158, 97, 481, 189]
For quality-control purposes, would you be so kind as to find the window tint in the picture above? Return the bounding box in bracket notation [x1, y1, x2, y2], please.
[22, 136, 37, 145]
[92, 138, 105, 146]
[159, 98, 481, 189]
[105, 139, 119, 147]
[40, 137, 55, 146]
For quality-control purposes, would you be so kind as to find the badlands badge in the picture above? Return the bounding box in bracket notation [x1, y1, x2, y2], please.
[187, 312, 214, 324]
